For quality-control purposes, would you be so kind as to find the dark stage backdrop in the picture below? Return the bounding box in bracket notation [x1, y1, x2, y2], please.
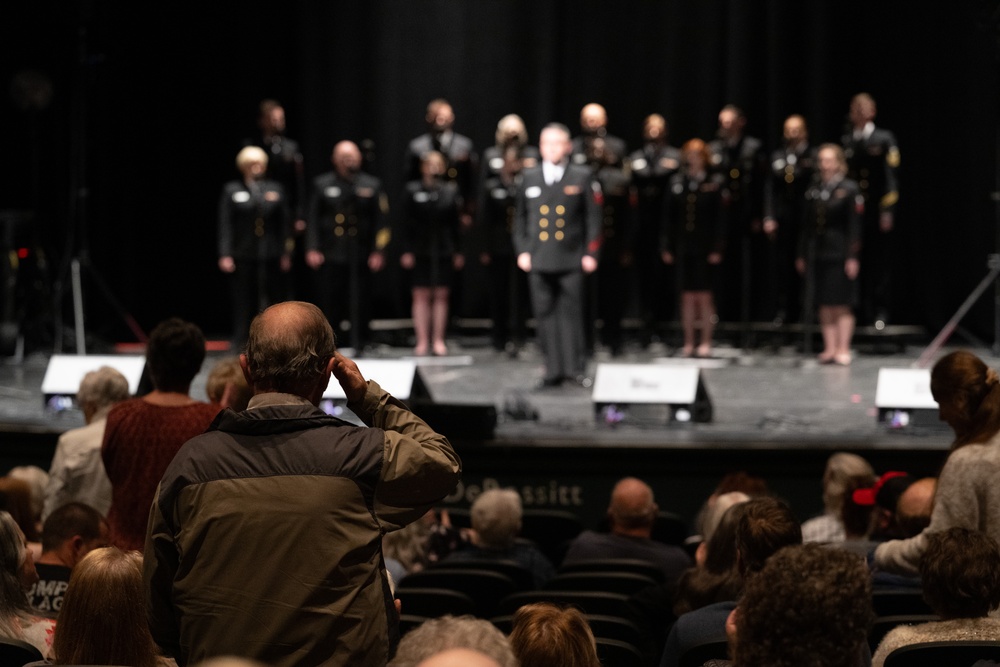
[3, 1, 998, 345]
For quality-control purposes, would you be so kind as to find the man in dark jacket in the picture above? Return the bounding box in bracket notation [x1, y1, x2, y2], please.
[144, 301, 462, 667]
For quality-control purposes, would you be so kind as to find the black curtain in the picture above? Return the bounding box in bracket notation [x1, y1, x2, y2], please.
[3, 0, 998, 343]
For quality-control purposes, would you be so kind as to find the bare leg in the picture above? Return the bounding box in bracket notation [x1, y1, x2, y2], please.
[681, 291, 696, 356]
[431, 286, 450, 356]
[818, 306, 836, 362]
[834, 305, 854, 365]
[412, 287, 431, 356]
[696, 291, 715, 357]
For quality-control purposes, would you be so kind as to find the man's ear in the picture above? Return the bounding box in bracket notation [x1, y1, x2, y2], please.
[239, 354, 253, 386]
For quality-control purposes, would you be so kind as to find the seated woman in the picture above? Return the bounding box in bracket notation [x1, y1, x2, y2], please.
[508, 602, 601, 667]
[0, 510, 54, 655]
[872, 527, 1000, 667]
[40, 546, 172, 666]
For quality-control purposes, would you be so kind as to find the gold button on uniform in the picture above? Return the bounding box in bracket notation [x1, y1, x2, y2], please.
[730, 168, 740, 179]
[348, 228, 357, 237]
[540, 205, 550, 214]
[335, 214, 345, 224]
[539, 231, 549, 241]
[335, 227, 344, 237]
[555, 205, 565, 214]
[555, 231, 564, 240]
[539, 218, 549, 228]
[448, 168, 458, 178]
[556, 219, 565, 228]
[785, 173, 794, 184]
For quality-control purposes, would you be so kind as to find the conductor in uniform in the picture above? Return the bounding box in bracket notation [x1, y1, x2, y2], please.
[515, 123, 601, 388]
[305, 140, 389, 351]
[842, 92, 900, 329]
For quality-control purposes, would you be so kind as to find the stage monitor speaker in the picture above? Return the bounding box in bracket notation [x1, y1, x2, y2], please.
[320, 360, 495, 439]
[41, 354, 146, 411]
[592, 363, 712, 424]
[875, 367, 942, 428]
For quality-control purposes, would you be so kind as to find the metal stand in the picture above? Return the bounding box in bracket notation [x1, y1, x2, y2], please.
[915, 254, 1000, 368]
[53, 3, 145, 354]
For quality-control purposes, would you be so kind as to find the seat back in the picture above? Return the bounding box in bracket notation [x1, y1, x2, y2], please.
[883, 640, 1000, 667]
[395, 587, 477, 618]
[0, 635, 43, 665]
[431, 558, 535, 591]
[519, 510, 585, 564]
[557, 557, 666, 584]
[542, 571, 658, 595]
[594, 638, 644, 667]
[398, 569, 518, 618]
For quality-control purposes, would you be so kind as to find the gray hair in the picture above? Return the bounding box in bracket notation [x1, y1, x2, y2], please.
[471, 489, 522, 550]
[389, 615, 519, 667]
[822, 453, 875, 515]
[76, 366, 130, 413]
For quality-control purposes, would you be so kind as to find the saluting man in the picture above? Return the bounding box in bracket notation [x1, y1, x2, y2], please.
[515, 123, 601, 389]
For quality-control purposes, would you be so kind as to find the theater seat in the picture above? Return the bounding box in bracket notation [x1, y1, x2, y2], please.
[883, 640, 1000, 667]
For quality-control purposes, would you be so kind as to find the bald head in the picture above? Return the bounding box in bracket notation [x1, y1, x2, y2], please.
[580, 103, 608, 133]
[332, 141, 362, 178]
[242, 301, 336, 400]
[416, 649, 503, 667]
[896, 477, 936, 537]
[608, 477, 658, 535]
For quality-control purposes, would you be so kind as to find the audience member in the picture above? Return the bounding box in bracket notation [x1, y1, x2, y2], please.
[388, 615, 518, 667]
[563, 477, 691, 583]
[190, 660, 267, 667]
[688, 472, 768, 550]
[28, 502, 107, 617]
[732, 544, 872, 667]
[872, 527, 1000, 667]
[205, 356, 252, 411]
[102, 317, 220, 551]
[834, 475, 880, 558]
[8, 466, 48, 531]
[415, 648, 503, 667]
[44, 547, 172, 667]
[875, 351, 1000, 574]
[659, 497, 802, 667]
[509, 602, 601, 667]
[674, 498, 748, 616]
[894, 477, 935, 538]
[0, 476, 41, 545]
[0, 511, 55, 655]
[800, 452, 875, 543]
[851, 471, 916, 541]
[444, 488, 554, 587]
[42, 367, 129, 520]
[145, 301, 461, 666]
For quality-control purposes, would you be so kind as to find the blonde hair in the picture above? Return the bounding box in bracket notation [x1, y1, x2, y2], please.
[52, 547, 160, 667]
[236, 145, 268, 172]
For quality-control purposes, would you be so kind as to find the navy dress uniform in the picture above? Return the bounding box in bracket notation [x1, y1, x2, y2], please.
[515, 162, 601, 386]
[709, 134, 767, 325]
[798, 176, 863, 308]
[305, 170, 389, 350]
[764, 143, 816, 324]
[629, 142, 682, 342]
[477, 145, 539, 351]
[661, 172, 729, 292]
[572, 133, 630, 354]
[842, 126, 900, 324]
[218, 178, 291, 344]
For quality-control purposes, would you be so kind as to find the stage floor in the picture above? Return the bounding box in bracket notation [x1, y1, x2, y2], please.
[0, 338, 968, 452]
